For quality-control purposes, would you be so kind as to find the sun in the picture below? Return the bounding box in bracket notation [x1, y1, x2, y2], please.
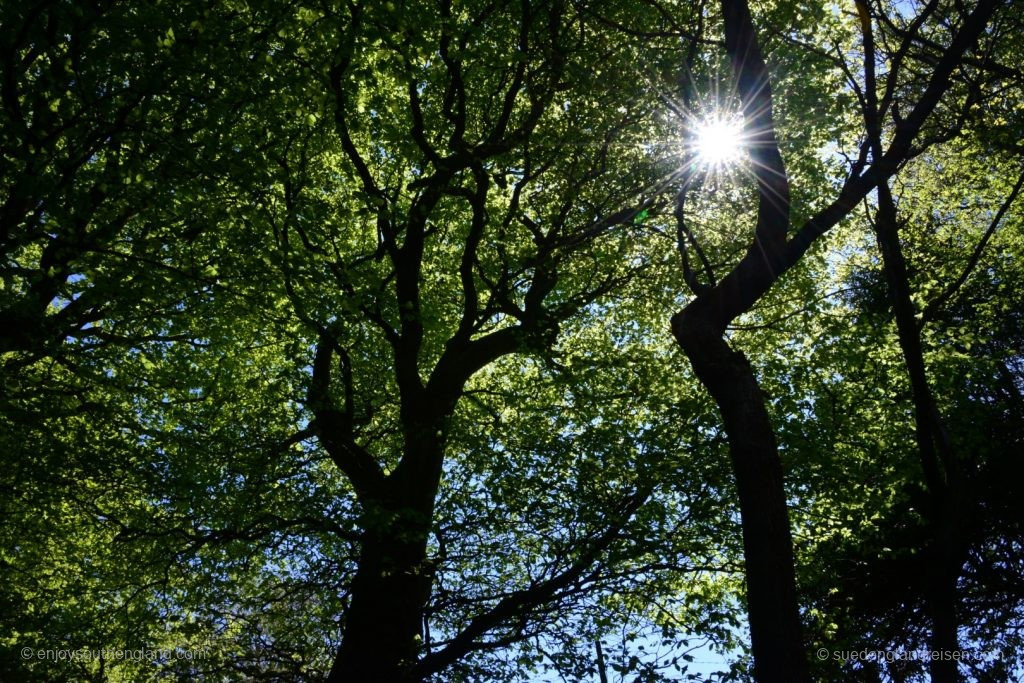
[692, 115, 745, 168]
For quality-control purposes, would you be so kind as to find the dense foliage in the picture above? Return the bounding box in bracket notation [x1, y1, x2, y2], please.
[2, 0, 1021, 681]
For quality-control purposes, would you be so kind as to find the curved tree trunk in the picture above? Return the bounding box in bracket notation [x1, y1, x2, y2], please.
[673, 312, 811, 682]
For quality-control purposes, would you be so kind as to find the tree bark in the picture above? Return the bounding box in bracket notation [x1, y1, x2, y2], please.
[665, 0, 812, 675]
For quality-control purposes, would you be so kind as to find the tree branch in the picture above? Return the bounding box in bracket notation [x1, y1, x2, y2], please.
[920, 167, 1024, 325]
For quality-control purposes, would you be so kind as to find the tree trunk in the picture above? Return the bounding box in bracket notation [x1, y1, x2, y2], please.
[328, 517, 433, 682]
[926, 534, 961, 683]
[327, 423, 445, 683]
[873, 184, 962, 683]
[673, 311, 811, 683]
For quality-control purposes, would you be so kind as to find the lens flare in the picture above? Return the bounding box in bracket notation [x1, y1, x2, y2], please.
[692, 115, 745, 168]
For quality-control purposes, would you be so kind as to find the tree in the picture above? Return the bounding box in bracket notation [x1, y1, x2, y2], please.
[788, 141, 1024, 682]
[667, 0, 1005, 678]
[6, 1, 730, 680]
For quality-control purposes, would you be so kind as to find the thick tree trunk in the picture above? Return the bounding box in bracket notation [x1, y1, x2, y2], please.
[327, 511, 433, 683]
[327, 423, 445, 683]
[672, 311, 811, 683]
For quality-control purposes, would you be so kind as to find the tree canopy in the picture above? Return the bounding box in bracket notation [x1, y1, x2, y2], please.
[2, 0, 1022, 681]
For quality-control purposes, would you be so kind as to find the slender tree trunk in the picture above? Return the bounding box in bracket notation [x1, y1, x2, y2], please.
[664, 0, 997, 675]
[873, 183, 961, 683]
[673, 3, 810, 671]
[673, 311, 811, 683]
[926, 526, 961, 683]
[595, 639, 610, 683]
